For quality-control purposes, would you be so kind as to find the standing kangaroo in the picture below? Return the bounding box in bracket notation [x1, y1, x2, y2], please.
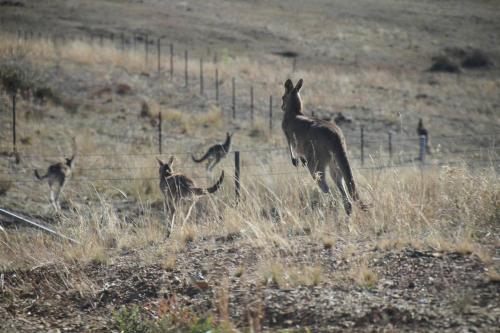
[157, 156, 224, 218]
[417, 119, 432, 155]
[281, 79, 362, 215]
[34, 155, 75, 211]
[192, 132, 232, 172]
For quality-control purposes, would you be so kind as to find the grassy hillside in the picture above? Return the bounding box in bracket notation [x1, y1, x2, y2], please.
[0, 0, 499, 332]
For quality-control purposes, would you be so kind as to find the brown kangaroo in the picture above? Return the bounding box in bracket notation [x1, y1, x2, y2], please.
[192, 132, 233, 172]
[281, 79, 362, 215]
[34, 155, 75, 211]
[157, 156, 224, 217]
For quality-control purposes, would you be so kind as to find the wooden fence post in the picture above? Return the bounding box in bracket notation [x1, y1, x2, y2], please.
[388, 131, 393, 161]
[185, 50, 188, 87]
[157, 38, 161, 73]
[200, 57, 204, 95]
[215, 68, 219, 103]
[360, 125, 365, 166]
[158, 111, 162, 154]
[235, 151, 240, 201]
[269, 95, 273, 132]
[250, 86, 254, 125]
[170, 43, 174, 79]
[232, 77, 236, 119]
[419, 135, 426, 163]
[144, 34, 149, 68]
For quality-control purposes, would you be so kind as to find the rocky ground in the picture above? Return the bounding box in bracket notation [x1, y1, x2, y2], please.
[1, 235, 499, 332]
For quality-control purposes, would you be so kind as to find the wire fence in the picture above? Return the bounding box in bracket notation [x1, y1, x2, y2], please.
[1, 30, 499, 201]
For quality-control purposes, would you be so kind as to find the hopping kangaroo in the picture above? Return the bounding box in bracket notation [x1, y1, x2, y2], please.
[192, 132, 233, 171]
[281, 79, 362, 215]
[157, 156, 224, 217]
[417, 118, 432, 155]
[34, 155, 75, 211]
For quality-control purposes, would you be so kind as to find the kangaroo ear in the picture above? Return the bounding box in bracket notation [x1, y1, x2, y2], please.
[168, 156, 175, 166]
[156, 157, 164, 166]
[284, 79, 294, 93]
[295, 79, 303, 92]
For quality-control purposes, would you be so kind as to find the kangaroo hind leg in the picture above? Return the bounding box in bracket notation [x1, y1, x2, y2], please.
[329, 164, 352, 215]
[307, 159, 329, 194]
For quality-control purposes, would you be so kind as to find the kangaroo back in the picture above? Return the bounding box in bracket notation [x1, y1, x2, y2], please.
[192, 171, 224, 195]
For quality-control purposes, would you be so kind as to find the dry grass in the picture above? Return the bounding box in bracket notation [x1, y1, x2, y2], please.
[350, 261, 379, 288]
[1, 153, 498, 273]
[258, 260, 324, 288]
[0, 32, 498, 280]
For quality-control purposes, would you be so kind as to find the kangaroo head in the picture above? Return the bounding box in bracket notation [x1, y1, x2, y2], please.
[157, 156, 175, 177]
[65, 155, 75, 168]
[281, 78, 303, 114]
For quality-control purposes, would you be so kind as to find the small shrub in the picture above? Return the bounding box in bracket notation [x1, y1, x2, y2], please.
[462, 50, 493, 69]
[429, 56, 460, 73]
[0, 48, 44, 96]
[114, 306, 149, 333]
[116, 83, 133, 95]
[0, 176, 12, 196]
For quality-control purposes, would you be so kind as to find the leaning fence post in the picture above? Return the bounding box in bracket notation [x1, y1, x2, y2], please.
[419, 135, 426, 163]
[158, 111, 162, 154]
[250, 86, 254, 125]
[157, 38, 161, 73]
[360, 125, 365, 166]
[235, 151, 240, 201]
[184, 50, 188, 87]
[388, 131, 393, 161]
[199, 57, 204, 95]
[120, 32, 125, 50]
[12, 93, 17, 158]
[269, 95, 273, 132]
[232, 77, 236, 119]
[215, 68, 219, 103]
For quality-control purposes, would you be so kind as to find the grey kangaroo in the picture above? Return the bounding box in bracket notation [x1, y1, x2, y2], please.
[158, 156, 224, 217]
[281, 78, 363, 215]
[192, 132, 232, 171]
[417, 118, 432, 155]
[34, 155, 75, 211]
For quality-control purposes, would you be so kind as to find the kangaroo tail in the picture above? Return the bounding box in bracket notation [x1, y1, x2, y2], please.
[331, 139, 359, 202]
[34, 169, 47, 180]
[192, 171, 225, 195]
[192, 151, 210, 163]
